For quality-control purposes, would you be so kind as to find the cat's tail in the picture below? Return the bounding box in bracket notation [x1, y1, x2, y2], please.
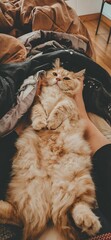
[0, 200, 21, 226]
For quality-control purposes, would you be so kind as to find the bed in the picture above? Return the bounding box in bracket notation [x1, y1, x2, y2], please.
[0, 0, 111, 239]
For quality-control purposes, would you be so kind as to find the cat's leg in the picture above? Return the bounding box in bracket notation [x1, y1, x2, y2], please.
[51, 158, 101, 236]
[31, 102, 47, 130]
[51, 174, 78, 240]
[0, 200, 20, 225]
[20, 178, 51, 240]
[70, 171, 101, 236]
[47, 99, 78, 130]
[6, 128, 51, 240]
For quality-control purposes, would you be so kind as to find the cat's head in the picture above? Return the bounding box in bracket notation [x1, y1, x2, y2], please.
[46, 58, 85, 97]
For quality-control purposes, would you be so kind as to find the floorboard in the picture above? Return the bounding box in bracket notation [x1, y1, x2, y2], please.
[84, 19, 111, 75]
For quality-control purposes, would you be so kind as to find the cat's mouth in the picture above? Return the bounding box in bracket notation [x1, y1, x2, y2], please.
[57, 82, 71, 91]
[46, 78, 59, 86]
[56, 81, 60, 86]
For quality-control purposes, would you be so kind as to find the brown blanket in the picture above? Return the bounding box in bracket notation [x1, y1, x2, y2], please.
[0, 34, 27, 63]
[0, 0, 95, 59]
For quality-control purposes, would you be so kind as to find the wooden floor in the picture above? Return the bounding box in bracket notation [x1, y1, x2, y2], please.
[84, 19, 111, 75]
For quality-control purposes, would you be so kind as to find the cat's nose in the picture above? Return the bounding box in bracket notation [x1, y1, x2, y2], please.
[56, 78, 60, 81]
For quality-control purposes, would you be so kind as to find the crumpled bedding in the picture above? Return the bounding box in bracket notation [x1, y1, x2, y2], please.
[0, 73, 38, 137]
[0, 0, 95, 59]
[0, 34, 27, 64]
[19, 30, 88, 58]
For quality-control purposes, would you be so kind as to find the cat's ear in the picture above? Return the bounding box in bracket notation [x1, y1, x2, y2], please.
[53, 58, 61, 68]
[75, 69, 86, 79]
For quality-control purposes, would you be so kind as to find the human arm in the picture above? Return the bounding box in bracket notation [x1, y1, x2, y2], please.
[74, 78, 110, 155]
[74, 77, 111, 223]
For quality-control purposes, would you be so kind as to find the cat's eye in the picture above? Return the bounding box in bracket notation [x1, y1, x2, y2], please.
[53, 72, 58, 76]
[63, 77, 70, 80]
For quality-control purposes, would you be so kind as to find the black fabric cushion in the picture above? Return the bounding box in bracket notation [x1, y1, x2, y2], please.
[0, 132, 18, 200]
[0, 132, 22, 240]
[0, 224, 22, 240]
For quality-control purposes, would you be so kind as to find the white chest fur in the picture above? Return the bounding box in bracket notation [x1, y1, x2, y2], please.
[40, 85, 62, 115]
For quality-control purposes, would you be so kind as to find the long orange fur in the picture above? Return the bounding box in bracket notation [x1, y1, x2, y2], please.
[0, 59, 101, 240]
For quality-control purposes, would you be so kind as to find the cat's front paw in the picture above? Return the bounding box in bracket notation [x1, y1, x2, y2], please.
[32, 119, 47, 131]
[74, 209, 101, 236]
[47, 117, 62, 130]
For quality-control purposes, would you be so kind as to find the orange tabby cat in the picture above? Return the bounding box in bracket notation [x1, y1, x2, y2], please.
[0, 59, 101, 240]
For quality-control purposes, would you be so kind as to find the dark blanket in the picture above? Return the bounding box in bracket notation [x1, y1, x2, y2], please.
[0, 49, 111, 124]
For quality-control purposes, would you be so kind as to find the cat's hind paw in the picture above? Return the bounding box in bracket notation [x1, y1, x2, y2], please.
[72, 204, 101, 236]
[75, 212, 101, 235]
[32, 119, 47, 131]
